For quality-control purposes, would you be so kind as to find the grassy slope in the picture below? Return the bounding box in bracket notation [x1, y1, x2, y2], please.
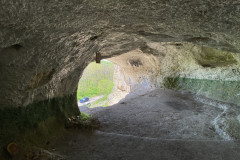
[77, 60, 114, 107]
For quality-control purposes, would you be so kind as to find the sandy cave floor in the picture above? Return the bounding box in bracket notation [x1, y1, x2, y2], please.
[52, 89, 240, 160]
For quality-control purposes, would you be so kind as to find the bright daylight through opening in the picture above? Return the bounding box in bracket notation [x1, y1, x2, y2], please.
[77, 59, 122, 111]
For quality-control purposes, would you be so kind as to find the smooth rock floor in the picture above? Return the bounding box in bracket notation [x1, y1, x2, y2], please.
[53, 89, 240, 160]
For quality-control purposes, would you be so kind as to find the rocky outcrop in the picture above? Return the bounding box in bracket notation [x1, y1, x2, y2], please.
[107, 43, 240, 105]
[107, 65, 130, 106]
[1, 1, 240, 108]
[0, 0, 240, 151]
[107, 49, 160, 105]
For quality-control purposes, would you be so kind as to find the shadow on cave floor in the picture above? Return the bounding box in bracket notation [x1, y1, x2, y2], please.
[52, 89, 240, 160]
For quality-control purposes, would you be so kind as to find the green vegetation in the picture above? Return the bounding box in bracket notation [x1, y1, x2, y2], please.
[66, 112, 101, 129]
[79, 112, 91, 121]
[91, 95, 109, 107]
[77, 60, 114, 107]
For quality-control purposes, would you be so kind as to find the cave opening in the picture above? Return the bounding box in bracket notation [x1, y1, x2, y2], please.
[77, 59, 130, 112]
[1, 1, 240, 159]
[57, 44, 240, 159]
[77, 49, 160, 113]
[74, 44, 240, 144]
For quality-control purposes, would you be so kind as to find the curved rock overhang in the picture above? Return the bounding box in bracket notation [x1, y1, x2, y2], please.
[0, 0, 240, 149]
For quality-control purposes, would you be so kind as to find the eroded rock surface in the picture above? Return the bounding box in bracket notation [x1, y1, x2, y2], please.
[0, 0, 240, 155]
[1, 1, 240, 108]
[107, 43, 240, 106]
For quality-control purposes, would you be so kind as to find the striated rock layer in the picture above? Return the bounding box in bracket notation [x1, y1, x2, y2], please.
[0, 0, 240, 150]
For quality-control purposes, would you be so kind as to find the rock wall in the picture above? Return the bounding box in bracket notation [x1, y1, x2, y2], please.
[107, 50, 160, 105]
[107, 43, 240, 106]
[0, 93, 79, 146]
[107, 65, 130, 106]
[153, 43, 240, 106]
[1, 0, 240, 109]
[1, 0, 240, 149]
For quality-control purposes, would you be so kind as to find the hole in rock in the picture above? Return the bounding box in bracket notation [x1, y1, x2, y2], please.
[77, 59, 117, 111]
[63, 44, 240, 159]
[74, 46, 240, 145]
[11, 44, 23, 50]
[77, 53, 157, 112]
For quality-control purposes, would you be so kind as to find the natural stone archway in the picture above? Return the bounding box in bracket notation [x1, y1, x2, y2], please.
[0, 0, 240, 156]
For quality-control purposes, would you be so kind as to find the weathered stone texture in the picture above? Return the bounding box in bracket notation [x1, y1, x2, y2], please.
[1, 0, 240, 107]
[1, 0, 240, 150]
